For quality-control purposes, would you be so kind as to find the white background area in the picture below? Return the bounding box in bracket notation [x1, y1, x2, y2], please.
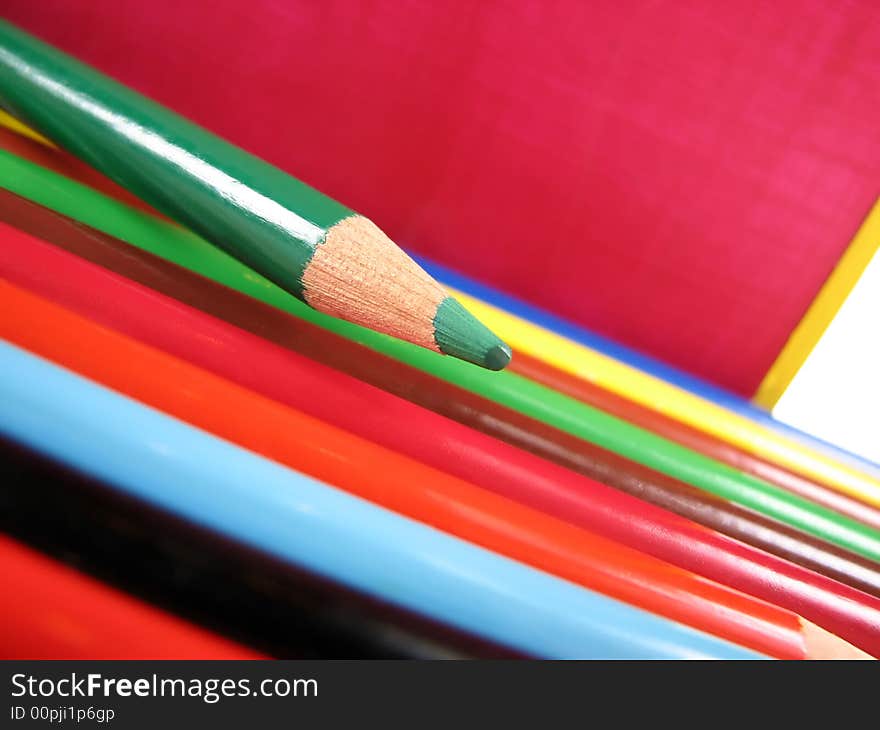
[774, 250, 880, 464]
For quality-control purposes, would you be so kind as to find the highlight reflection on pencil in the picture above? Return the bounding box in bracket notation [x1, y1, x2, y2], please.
[0, 19, 511, 370]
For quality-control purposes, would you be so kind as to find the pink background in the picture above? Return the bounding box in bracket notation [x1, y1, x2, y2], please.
[5, 1, 879, 395]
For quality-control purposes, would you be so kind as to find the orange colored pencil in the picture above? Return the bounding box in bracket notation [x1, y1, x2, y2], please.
[0, 271, 852, 659]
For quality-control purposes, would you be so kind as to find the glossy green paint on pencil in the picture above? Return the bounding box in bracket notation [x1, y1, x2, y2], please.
[0, 20, 345, 296]
[0, 20, 510, 369]
[2, 148, 879, 563]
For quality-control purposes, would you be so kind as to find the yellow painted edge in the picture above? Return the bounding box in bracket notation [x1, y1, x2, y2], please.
[0, 109, 55, 148]
[4, 105, 879, 506]
[754, 198, 880, 409]
[451, 288, 880, 508]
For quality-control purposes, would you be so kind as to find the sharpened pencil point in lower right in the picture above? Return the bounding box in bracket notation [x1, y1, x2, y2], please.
[433, 296, 512, 371]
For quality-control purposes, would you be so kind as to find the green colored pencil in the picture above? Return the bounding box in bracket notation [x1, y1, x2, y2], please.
[3, 148, 880, 564]
[0, 20, 510, 370]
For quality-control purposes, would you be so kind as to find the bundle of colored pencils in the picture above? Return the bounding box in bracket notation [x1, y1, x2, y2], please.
[0, 19, 878, 660]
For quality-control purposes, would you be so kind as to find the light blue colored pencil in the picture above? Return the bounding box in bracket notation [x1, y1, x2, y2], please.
[0, 341, 762, 659]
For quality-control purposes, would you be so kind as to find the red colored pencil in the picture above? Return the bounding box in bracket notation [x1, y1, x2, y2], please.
[3, 125, 879, 595]
[0, 271, 816, 659]
[1, 218, 878, 657]
[0, 534, 264, 659]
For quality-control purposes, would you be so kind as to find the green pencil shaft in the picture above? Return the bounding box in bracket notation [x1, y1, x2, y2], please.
[0, 20, 350, 298]
[3, 148, 879, 563]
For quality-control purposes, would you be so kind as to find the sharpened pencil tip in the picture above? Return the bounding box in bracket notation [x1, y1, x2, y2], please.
[485, 342, 513, 371]
[433, 296, 512, 371]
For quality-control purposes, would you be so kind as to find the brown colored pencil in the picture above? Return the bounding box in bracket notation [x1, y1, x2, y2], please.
[511, 352, 880, 532]
[4, 189, 880, 656]
[3, 185, 879, 602]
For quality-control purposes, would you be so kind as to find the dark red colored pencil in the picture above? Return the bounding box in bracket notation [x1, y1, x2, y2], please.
[2, 191, 879, 656]
[511, 352, 880, 533]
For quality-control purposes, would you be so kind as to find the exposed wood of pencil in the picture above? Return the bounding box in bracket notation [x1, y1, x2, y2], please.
[2, 193, 879, 658]
[303, 216, 445, 353]
[0, 253, 799, 659]
[801, 620, 871, 660]
[511, 352, 880, 532]
[0, 20, 509, 370]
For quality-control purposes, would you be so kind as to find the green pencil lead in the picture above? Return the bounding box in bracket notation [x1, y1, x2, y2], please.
[433, 296, 512, 371]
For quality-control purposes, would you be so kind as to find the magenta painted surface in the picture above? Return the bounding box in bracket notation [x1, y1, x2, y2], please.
[4, 1, 879, 394]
